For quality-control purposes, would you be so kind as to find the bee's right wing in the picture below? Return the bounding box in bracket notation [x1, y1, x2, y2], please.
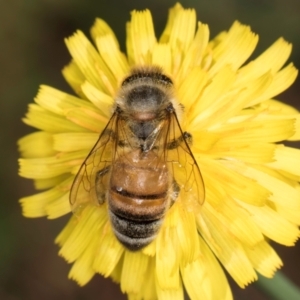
[69, 111, 125, 215]
[162, 108, 205, 209]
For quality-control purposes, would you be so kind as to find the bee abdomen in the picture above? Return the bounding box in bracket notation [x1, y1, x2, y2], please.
[108, 150, 170, 250]
[109, 210, 163, 251]
[109, 187, 168, 220]
[108, 189, 169, 251]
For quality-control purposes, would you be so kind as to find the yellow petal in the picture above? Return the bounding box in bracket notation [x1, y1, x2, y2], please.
[237, 38, 293, 84]
[213, 118, 295, 143]
[55, 213, 74, 246]
[206, 142, 276, 164]
[182, 236, 233, 300]
[189, 63, 296, 130]
[58, 206, 105, 263]
[177, 67, 208, 111]
[90, 18, 119, 46]
[20, 189, 63, 218]
[181, 256, 211, 300]
[33, 174, 70, 190]
[269, 145, 300, 176]
[256, 101, 300, 141]
[218, 199, 264, 247]
[109, 254, 123, 284]
[189, 65, 236, 126]
[244, 240, 282, 278]
[263, 99, 299, 115]
[177, 22, 209, 81]
[248, 63, 298, 106]
[68, 235, 98, 286]
[128, 257, 157, 300]
[239, 202, 300, 246]
[23, 104, 87, 133]
[93, 221, 124, 277]
[95, 34, 129, 81]
[289, 115, 300, 140]
[46, 192, 71, 219]
[155, 275, 184, 300]
[126, 9, 156, 65]
[20, 177, 71, 218]
[175, 203, 200, 266]
[81, 80, 113, 118]
[206, 248, 232, 300]
[159, 3, 182, 43]
[65, 105, 108, 132]
[141, 237, 156, 257]
[19, 150, 86, 179]
[143, 258, 157, 300]
[35, 85, 95, 115]
[275, 203, 300, 225]
[65, 31, 116, 95]
[34, 85, 110, 131]
[156, 225, 180, 289]
[18, 131, 55, 158]
[53, 132, 98, 152]
[198, 204, 257, 287]
[229, 72, 274, 111]
[62, 60, 87, 99]
[164, 5, 196, 53]
[121, 251, 149, 294]
[151, 43, 172, 74]
[160, 3, 196, 76]
[209, 21, 258, 76]
[201, 158, 270, 206]
[227, 162, 300, 210]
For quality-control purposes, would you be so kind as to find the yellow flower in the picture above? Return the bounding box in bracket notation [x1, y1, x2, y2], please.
[18, 3, 300, 300]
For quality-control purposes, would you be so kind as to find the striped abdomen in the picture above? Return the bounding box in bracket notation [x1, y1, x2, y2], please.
[108, 150, 170, 251]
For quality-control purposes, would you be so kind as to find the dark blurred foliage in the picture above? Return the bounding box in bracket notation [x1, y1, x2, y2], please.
[1, 1, 300, 299]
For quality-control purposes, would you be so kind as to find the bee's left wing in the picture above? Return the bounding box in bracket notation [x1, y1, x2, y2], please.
[69, 111, 126, 215]
[161, 106, 205, 208]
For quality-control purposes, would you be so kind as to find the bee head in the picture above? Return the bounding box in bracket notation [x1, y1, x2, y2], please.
[117, 66, 174, 121]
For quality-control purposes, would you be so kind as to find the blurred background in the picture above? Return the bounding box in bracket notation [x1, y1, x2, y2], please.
[1, 0, 300, 299]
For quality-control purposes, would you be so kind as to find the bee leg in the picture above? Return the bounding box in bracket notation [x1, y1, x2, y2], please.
[170, 179, 180, 205]
[166, 131, 193, 149]
[95, 166, 110, 204]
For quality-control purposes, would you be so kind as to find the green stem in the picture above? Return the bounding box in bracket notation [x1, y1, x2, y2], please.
[255, 272, 300, 300]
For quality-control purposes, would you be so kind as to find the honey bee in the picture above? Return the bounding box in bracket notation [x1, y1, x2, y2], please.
[70, 66, 205, 251]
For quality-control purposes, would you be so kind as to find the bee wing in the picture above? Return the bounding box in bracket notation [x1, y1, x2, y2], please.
[163, 110, 205, 207]
[70, 111, 123, 215]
